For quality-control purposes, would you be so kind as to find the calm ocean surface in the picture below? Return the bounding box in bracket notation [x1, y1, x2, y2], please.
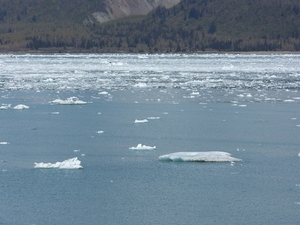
[0, 54, 299, 224]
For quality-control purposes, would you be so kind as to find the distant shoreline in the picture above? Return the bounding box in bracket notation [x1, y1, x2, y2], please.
[1, 48, 300, 55]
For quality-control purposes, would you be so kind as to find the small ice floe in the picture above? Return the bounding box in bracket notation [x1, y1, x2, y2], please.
[13, 104, 29, 110]
[283, 99, 295, 103]
[51, 97, 87, 105]
[147, 117, 160, 120]
[98, 91, 108, 95]
[34, 157, 83, 169]
[134, 83, 147, 88]
[0, 104, 11, 110]
[134, 119, 148, 123]
[158, 151, 242, 162]
[97, 130, 104, 134]
[0, 142, 9, 145]
[296, 125, 300, 127]
[73, 149, 80, 152]
[238, 105, 247, 107]
[129, 144, 156, 150]
[50, 112, 60, 115]
[298, 153, 300, 157]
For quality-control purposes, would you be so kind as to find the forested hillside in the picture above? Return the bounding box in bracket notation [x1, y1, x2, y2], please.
[1, 0, 300, 53]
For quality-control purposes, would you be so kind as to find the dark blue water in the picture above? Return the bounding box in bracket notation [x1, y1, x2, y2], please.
[1, 89, 299, 225]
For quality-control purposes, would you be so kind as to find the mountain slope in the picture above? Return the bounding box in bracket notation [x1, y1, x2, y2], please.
[1, 0, 300, 52]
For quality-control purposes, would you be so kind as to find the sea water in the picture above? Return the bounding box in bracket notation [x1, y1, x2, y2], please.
[0, 54, 299, 224]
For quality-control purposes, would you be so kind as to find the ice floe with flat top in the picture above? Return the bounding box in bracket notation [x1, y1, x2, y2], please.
[13, 104, 29, 110]
[134, 119, 148, 123]
[0, 142, 9, 145]
[34, 157, 83, 169]
[159, 151, 242, 162]
[129, 144, 156, 150]
[50, 97, 87, 105]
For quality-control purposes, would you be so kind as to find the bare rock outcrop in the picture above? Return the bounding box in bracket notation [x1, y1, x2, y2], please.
[93, 0, 180, 23]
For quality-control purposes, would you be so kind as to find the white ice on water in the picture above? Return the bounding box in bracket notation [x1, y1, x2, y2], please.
[134, 119, 148, 123]
[0, 104, 11, 110]
[0, 142, 9, 145]
[34, 157, 83, 169]
[51, 97, 87, 105]
[13, 104, 29, 110]
[159, 151, 242, 162]
[98, 91, 108, 95]
[129, 144, 156, 150]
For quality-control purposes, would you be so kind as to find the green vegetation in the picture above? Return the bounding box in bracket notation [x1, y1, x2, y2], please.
[1, 0, 300, 53]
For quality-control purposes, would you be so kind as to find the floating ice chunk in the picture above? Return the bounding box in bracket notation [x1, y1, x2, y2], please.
[98, 91, 108, 95]
[159, 151, 242, 162]
[34, 157, 83, 169]
[238, 105, 247, 107]
[283, 99, 295, 102]
[134, 119, 148, 123]
[97, 130, 104, 134]
[0, 142, 9, 145]
[147, 117, 160, 120]
[0, 104, 11, 110]
[51, 97, 87, 105]
[129, 144, 156, 150]
[50, 112, 59, 114]
[298, 153, 300, 157]
[138, 55, 148, 59]
[13, 104, 29, 110]
[134, 83, 148, 88]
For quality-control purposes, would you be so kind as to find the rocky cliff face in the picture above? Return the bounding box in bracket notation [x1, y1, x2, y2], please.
[92, 0, 180, 23]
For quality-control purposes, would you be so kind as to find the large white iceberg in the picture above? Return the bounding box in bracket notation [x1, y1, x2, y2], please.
[34, 157, 83, 169]
[50, 97, 87, 105]
[159, 151, 242, 162]
[129, 144, 156, 150]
